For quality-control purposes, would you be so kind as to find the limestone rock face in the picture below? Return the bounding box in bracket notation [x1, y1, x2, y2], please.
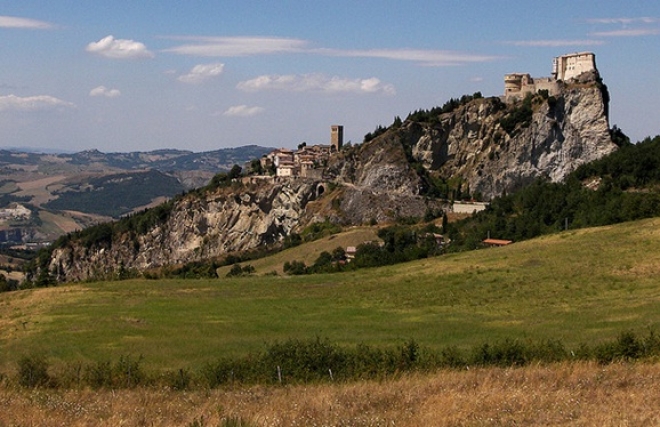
[49, 179, 320, 281]
[323, 135, 435, 224]
[410, 78, 616, 199]
[43, 74, 617, 282]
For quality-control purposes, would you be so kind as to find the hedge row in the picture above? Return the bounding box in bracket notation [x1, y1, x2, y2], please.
[8, 330, 660, 390]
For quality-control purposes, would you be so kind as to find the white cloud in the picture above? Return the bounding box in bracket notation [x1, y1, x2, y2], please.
[586, 17, 660, 37]
[316, 48, 500, 67]
[89, 86, 121, 98]
[505, 39, 605, 47]
[237, 74, 395, 95]
[86, 35, 155, 59]
[178, 63, 225, 84]
[590, 28, 660, 37]
[587, 17, 660, 25]
[164, 36, 307, 57]
[163, 36, 498, 67]
[222, 105, 264, 117]
[0, 15, 54, 29]
[0, 94, 75, 112]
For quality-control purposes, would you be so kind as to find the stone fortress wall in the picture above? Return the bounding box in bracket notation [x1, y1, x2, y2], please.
[504, 52, 596, 102]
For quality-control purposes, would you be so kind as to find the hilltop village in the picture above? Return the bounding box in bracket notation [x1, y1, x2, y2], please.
[260, 125, 344, 179]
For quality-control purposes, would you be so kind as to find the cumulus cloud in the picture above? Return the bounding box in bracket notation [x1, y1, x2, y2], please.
[505, 39, 605, 47]
[0, 94, 75, 112]
[237, 74, 395, 95]
[164, 36, 307, 57]
[222, 105, 265, 117]
[0, 15, 54, 29]
[86, 35, 154, 59]
[89, 86, 121, 98]
[178, 63, 225, 84]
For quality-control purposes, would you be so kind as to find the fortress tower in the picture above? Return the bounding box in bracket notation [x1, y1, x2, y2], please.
[552, 52, 596, 81]
[504, 52, 597, 102]
[331, 125, 343, 152]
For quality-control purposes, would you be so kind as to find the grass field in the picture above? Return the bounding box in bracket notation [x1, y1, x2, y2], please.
[2, 362, 659, 426]
[2, 218, 660, 375]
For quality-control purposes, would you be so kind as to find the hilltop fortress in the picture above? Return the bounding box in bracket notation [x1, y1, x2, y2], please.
[504, 52, 597, 102]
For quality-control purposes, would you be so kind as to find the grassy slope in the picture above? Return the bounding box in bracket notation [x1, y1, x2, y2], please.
[2, 218, 660, 372]
[216, 226, 379, 275]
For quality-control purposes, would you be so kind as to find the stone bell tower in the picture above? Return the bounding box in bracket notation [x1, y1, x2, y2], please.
[330, 125, 343, 152]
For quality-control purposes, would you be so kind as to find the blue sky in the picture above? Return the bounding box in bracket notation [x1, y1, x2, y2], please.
[1, 1, 659, 153]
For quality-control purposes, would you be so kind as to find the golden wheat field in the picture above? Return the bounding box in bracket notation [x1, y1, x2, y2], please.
[1, 361, 659, 426]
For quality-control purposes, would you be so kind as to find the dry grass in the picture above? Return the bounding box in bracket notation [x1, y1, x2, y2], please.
[217, 227, 379, 276]
[1, 361, 659, 426]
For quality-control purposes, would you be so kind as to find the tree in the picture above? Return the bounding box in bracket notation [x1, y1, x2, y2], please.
[228, 164, 242, 180]
[249, 159, 263, 175]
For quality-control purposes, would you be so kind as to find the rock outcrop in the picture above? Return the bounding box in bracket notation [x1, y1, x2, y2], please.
[40, 72, 618, 282]
[322, 136, 437, 224]
[409, 73, 616, 199]
[49, 179, 321, 281]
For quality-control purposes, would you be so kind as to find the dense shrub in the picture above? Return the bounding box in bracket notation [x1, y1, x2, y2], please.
[13, 331, 660, 390]
[17, 354, 52, 388]
[225, 263, 255, 277]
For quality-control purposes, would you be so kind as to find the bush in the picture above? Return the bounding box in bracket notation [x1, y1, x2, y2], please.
[83, 355, 146, 389]
[283, 260, 307, 275]
[163, 368, 192, 390]
[226, 263, 255, 277]
[594, 330, 644, 363]
[17, 354, 52, 388]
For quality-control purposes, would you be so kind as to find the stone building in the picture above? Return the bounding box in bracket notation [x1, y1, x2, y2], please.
[266, 125, 344, 178]
[331, 125, 343, 152]
[552, 52, 596, 81]
[504, 52, 597, 102]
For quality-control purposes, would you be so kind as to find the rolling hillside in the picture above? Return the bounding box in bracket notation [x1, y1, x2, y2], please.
[2, 217, 660, 372]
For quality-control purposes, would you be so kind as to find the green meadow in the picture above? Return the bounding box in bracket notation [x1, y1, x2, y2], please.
[2, 218, 660, 373]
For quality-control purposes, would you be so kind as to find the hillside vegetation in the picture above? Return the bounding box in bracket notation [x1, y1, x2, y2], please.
[4, 217, 660, 375]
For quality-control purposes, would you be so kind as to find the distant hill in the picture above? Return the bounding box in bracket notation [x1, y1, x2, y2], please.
[0, 145, 275, 174]
[42, 169, 186, 218]
[0, 145, 275, 244]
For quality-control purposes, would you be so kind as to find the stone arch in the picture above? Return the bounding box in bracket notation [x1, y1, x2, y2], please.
[316, 184, 326, 198]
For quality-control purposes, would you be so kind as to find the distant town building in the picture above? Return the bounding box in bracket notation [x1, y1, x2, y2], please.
[483, 238, 513, 247]
[452, 201, 489, 214]
[265, 125, 344, 178]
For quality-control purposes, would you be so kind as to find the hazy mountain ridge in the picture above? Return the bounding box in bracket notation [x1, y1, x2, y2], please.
[0, 145, 274, 173]
[0, 145, 275, 244]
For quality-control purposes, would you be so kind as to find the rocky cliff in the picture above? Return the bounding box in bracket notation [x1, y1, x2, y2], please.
[408, 72, 616, 199]
[48, 179, 322, 281]
[38, 71, 617, 282]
